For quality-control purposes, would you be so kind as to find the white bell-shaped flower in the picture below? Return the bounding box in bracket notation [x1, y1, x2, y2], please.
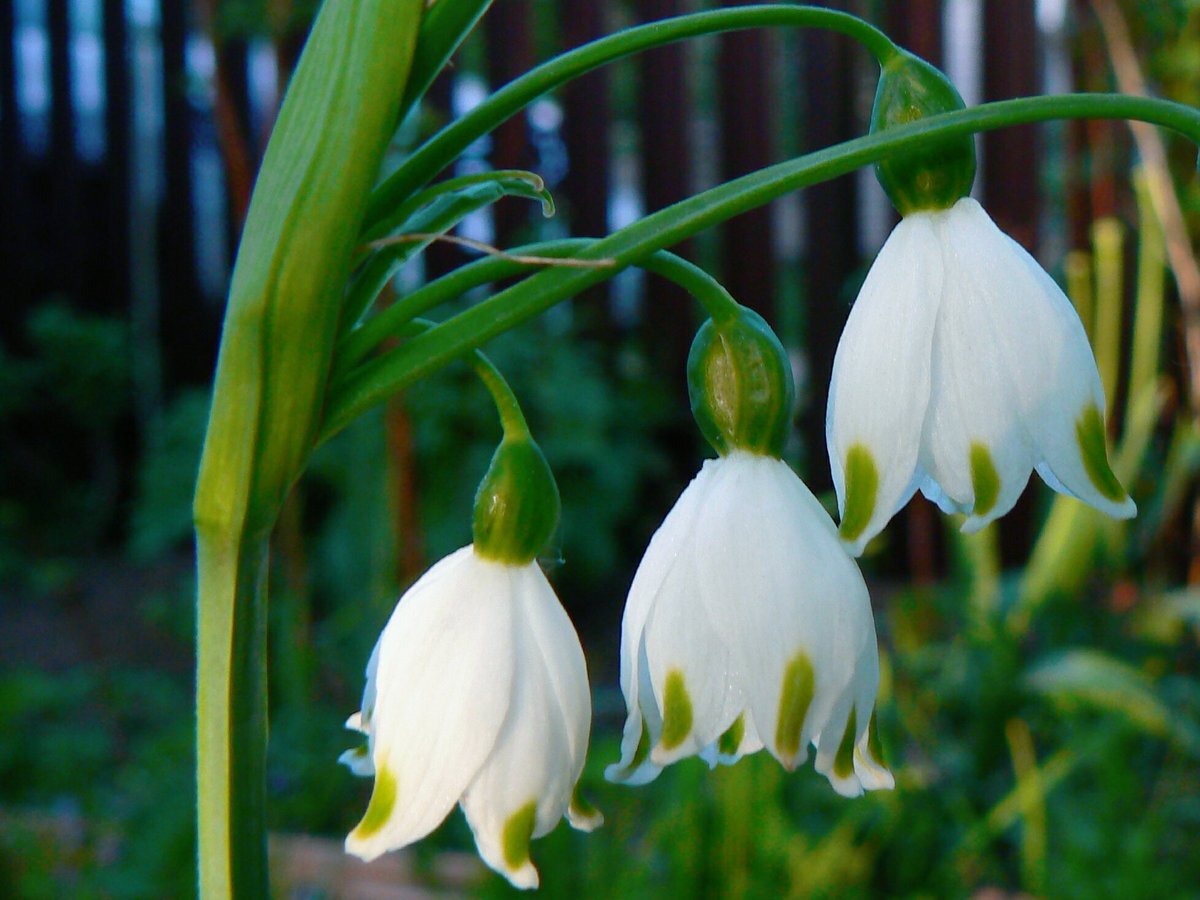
[827, 196, 1136, 555]
[605, 451, 893, 797]
[341, 545, 600, 890]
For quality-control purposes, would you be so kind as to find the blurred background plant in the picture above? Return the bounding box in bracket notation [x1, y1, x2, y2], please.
[3, 0, 1200, 896]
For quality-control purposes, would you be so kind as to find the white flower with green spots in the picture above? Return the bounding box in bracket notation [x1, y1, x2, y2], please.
[340, 545, 600, 890]
[605, 451, 893, 797]
[827, 196, 1136, 555]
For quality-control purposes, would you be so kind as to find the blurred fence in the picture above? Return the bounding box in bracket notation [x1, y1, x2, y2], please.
[0, 0, 1131, 569]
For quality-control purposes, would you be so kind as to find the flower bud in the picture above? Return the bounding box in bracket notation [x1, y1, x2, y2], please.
[473, 436, 561, 564]
[871, 49, 976, 215]
[688, 307, 794, 458]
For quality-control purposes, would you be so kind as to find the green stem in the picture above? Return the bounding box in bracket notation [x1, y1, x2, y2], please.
[469, 346, 529, 438]
[390, 317, 531, 437]
[334, 240, 739, 378]
[362, 5, 898, 238]
[196, 529, 269, 897]
[324, 92, 1200, 440]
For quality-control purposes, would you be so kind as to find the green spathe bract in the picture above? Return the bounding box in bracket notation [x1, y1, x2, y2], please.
[192, 1, 424, 895]
[473, 436, 561, 564]
[687, 307, 795, 458]
[871, 49, 977, 214]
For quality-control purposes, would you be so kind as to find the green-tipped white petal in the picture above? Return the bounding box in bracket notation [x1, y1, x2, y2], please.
[827, 214, 943, 555]
[943, 198, 1135, 520]
[607, 462, 717, 785]
[460, 566, 592, 891]
[342, 548, 595, 890]
[640, 465, 746, 765]
[610, 453, 892, 796]
[827, 196, 1135, 545]
[345, 548, 515, 862]
[917, 201, 1038, 531]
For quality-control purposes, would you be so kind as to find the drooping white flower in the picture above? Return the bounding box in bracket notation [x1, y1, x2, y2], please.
[827, 196, 1136, 555]
[341, 545, 600, 890]
[605, 450, 893, 797]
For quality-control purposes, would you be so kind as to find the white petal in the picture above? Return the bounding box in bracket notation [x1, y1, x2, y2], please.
[828, 214, 943, 554]
[511, 564, 598, 831]
[944, 198, 1134, 519]
[360, 637, 381, 729]
[460, 567, 584, 890]
[916, 202, 1037, 531]
[641, 488, 744, 764]
[694, 454, 874, 772]
[848, 643, 893, 792]
[607, 460, 721, 783]
[338, 743, 374, 778]
[338, 636, 384, 776]
[854, 724, 895, 792]
[345, 547, 515, 862]
[812, 690, 862, 797]
[605, 641, 664, 785]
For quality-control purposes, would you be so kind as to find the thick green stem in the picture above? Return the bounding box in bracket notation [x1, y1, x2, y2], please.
[363, 5, 898, 238]
[196, 529, 269, 897]
[325, 93, 1200, 439]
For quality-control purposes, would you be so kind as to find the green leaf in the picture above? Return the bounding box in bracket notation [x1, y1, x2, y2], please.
[1133, 588, 1200, 644]
[1024, 648, 1198, 754]
[193, 1, 426, 896]
[342, 170, 555, 328]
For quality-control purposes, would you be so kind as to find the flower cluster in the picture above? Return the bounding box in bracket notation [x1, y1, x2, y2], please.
[338, 47, 1133, 891]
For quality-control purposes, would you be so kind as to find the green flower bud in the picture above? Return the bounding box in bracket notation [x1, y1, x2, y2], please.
[687, 307, 795, 458]
[473, 436, 561, 565]
[871, 49, 976, 215]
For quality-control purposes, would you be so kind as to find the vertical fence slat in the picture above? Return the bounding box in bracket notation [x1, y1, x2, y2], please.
[717, 0, 775, 321]
[104, 0, 132, 321]
[983, 0, 1040, 249]
[420, 72, 463, 282]
[159, 0, 210, 386]
[0, 0, 28, 336]
[889, 0, 943, 64]
[48, 0, 82, 302]
[484, 0, 536, 246]
[559, 0, 611, 329]
[636, 0, 696, 483]
[800, 1, 859, 490]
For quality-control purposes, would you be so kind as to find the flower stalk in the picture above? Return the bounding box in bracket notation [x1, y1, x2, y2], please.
[326, 93, 1200, 440]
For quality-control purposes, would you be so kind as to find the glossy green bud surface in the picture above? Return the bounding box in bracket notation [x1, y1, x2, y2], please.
[871, 50, 976, 214]
[688, 307, 795, 458]
[473, 437, 561, 564]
